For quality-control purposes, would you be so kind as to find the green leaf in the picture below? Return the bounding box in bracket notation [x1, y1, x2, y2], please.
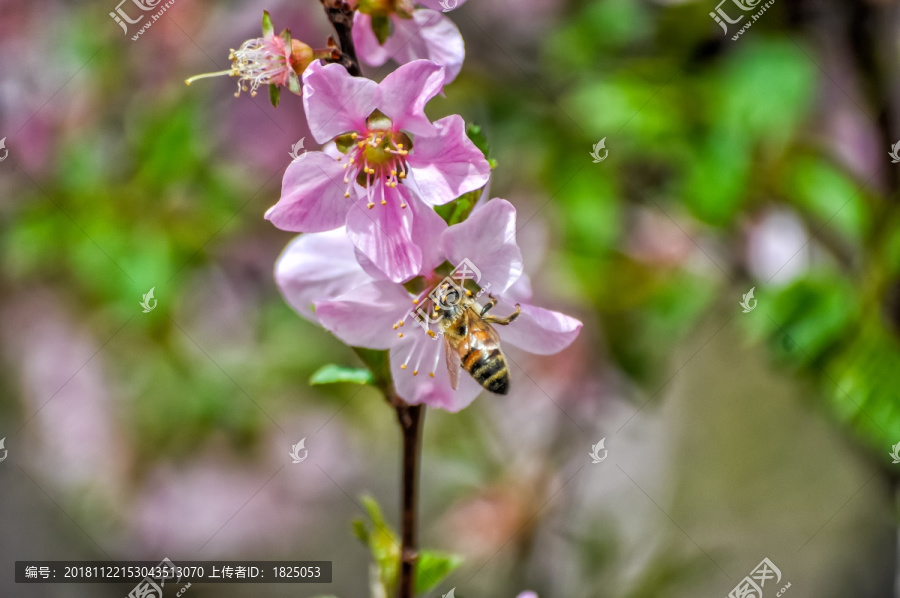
[310, 364, 375, 386]
[414, 550, 463, 594]
[262, 10, 274, 37]
[280, 27, 292, 48]
[465, 123, 495, 169]
[269, 84, 281, 108]
[288, 69, 302, 94]
[358, 495, 401, 594]
[371, 14, 393, 45]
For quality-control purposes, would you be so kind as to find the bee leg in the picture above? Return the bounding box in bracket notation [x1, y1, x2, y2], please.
[480, 294, 497, 316]
[484, 303, 521, 326]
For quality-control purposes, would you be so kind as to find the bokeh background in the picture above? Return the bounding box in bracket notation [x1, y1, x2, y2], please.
[3, 0, 900, 596]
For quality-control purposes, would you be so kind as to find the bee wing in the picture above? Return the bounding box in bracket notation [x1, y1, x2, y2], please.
[444, 333, 462, 390]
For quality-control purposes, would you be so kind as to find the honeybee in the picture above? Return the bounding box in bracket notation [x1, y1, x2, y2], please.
[435, 284, 521, 395]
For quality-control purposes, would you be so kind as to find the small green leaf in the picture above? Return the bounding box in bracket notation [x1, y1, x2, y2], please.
[269, 84, 281, 108]
[465, 123, 495, 168]
[288, 69, 302, 94]
[280, 27, 292, 48]
[371, 14, 393, 45]
[310, 364, 375, 386]
[352, 518, 370, 544]
[262, 10, 274, 37]
[358, 495, 400, 594]
[415, 550, 463, 594]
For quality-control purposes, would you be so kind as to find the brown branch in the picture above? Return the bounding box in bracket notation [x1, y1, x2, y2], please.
[395, 401, 424, 598]
[320, 0, 362, 76]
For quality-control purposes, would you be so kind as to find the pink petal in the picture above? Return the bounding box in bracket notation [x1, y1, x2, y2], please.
[505, 273, 533, 304]
[265, 152, 354, 232]
[390, 333, 483, 411]
[406, 114, 491, 206]
[440, 199, 524, 294]
[315, 280, 412, 349]
[495, 300, 582, 355]
[274, 230, 371, 324]
[352, 12, 393, 67]
[386, 10, 465, 85]
[346, 183, 423, 282]
[408, 189, 449, 274]
[302, 60, 378, 144]
[376, 59, 444, 136]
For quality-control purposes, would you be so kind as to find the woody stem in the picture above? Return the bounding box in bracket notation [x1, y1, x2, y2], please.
[395, 402, 424, 598]
[319, 0, 362, 76]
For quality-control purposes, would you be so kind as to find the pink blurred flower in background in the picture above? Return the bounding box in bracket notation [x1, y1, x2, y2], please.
[275, 199, 582, 412]
[353, 0, 466, 85]
[265, 59, 490, 282]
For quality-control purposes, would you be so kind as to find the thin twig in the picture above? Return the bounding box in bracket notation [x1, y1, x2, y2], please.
[320, 0, 362, 76]
[395, 401, 424, 598]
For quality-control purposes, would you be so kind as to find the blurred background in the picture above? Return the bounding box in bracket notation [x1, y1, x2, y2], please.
[3, 0, 900, 596]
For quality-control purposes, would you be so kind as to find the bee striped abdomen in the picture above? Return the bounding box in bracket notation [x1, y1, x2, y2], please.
[463, 346, 510, 395]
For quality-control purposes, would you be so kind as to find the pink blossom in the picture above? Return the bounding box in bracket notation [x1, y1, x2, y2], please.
[185, 11, 314, 98]
[353, 4, 466, 85]
[275, 199, 582, 412]
[265, 59, 491, 282]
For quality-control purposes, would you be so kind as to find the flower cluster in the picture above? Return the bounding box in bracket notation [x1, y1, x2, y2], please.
[217, 4, 584, 411]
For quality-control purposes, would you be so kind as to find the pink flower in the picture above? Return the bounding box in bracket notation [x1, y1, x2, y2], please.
[275, 199, 582, 412]
[265, 59, 491, 283]
[185, 11, 315, 99]
[353, 2, 466, 85]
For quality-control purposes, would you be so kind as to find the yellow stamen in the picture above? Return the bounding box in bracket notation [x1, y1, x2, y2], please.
[401, 364, 407, 369]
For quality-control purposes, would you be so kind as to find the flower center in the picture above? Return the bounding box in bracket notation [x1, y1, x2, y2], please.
[228, 37, 291, 97]
[336, 113, 413, 209]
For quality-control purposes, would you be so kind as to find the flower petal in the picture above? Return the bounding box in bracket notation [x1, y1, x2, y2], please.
[302, 60, 378, 143]
[352, 12, 394, 67]
[377, 59, 444, 136]
[390, 333, 483, 411]
[406, 114, 491, 206]
[495, 301, 583, 355]
[346, 183, 423, 282]
[315, 280, 412, 349]
[265, 152, 354, 232]
[386, 10, 465, 85]
[274, 229, 371, 324]
[408, 189, 449, 274]
[440, 198, 524, 293]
